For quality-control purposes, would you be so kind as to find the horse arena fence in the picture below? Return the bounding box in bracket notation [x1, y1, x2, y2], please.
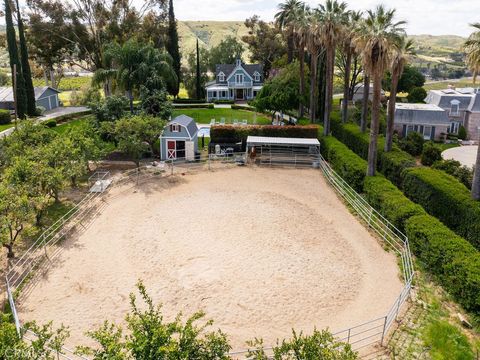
[5, 152, 414, 359]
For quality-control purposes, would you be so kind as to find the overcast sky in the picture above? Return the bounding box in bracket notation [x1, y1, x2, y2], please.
[173, 0, 479, 37]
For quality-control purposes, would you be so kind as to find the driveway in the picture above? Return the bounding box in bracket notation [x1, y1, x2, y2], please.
[0, 106, 90, 138]
[442, 145, 478, 168]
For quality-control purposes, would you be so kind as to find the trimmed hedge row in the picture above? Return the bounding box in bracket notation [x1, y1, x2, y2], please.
[173, 98, 206, 104]
[210, 125, 319, 144]
[320, 136, 367, 193]
[405, 215, 480, 313]
[363, 176, 425, 232]
[0, 109, 11, 125]
[402, 168, 480, 249]
[330, 118, 415, 187]
[173, 104, 214, 109]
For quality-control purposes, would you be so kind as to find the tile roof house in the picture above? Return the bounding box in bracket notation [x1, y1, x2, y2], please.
[395, 103, 451, 140]
[205, 59, 263, 102]
[425, 87, 480, 139]
[0, 86, 61, 111]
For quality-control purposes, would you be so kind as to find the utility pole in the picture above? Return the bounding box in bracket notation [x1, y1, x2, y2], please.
[13, 63, 18, 129]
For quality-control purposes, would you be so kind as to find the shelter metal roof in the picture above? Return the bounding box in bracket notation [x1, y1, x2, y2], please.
[246, 136, 320, 147]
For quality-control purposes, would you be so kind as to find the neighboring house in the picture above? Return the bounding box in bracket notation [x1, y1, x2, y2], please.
[352, 83, 385, 103]
[0, 86, 61, 112]
[394, 103, 451, 141]
[425, 87, 480, 139]
[205, 59, 263, 102]
[159, 115, 198, 161]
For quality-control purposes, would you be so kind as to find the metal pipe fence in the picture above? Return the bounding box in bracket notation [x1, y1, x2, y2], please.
[4, 153, 414, 358]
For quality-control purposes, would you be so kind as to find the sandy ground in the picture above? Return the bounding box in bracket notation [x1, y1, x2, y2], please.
[19, 167, 403, 350]
[442, 145, 478, 168]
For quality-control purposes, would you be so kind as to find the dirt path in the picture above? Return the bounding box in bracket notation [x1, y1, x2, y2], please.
[18, 167, 403, 350]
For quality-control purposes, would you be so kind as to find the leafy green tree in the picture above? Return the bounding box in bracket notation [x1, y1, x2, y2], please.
[421, 142, 442, 166]
[140, 86, 173, 119]
[246, 329, 357, 359]
[206, 36, 244, 73]
[384, 65, 425, 93]
[406, 87, 427, 103]
[78, 281, 232, 359]
[90, 96, 129, 123]
[242, 16, 287, 78]
[166, 0, 181, 96]
[196, 38, 202, 100]
[182, 47, 209, 99]
[4, 0, 27, 119]
[0, 183, 35, 258]
[254, 62, 306, 119]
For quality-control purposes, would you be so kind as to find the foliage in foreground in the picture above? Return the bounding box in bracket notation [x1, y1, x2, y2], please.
[423, 320, 475, 360]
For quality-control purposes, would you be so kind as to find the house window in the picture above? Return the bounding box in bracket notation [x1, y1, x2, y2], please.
[235, 74, 244, 84]
[450, 121, 460, 134]
[254, 72, 260, 82]
[218, 72, 225, 82]
[213, 91, 217, 98]
[406, 125, 415, 135]
[170, 124, 180, 132]
[423, 126, 432, 140]
[450, 100, 460, 116]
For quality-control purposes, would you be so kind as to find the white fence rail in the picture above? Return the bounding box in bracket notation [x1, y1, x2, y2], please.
[4, 154, 414, 358]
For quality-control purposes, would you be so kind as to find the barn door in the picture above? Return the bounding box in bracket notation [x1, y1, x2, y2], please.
[167, 140, 176, 159]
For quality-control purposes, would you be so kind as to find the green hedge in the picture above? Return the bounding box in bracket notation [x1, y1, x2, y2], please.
[210, 125, 319, 144]
[173, 104, 214, 109]
[54, 110, 92, 124]
[321, 136, 367, 192]
[213, 99, 235, 104]
[231, 104, 257, 112]
[173, 98, 206, 104]
[379, 149, 416, 188]
[405, 215, 480, 313]
[0, 109, 11, 125]
[403, 167, 480, 249]
[363, 176, 425, 231]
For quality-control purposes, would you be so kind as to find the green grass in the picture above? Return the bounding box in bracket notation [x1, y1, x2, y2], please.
[52, 115, 94, 134]
[423, 320, 475, 360]
[0, 122, 14, 132]
[423, 78, 475, 91]
[436, 142, 461, 151]
[172, 108, 271, 125]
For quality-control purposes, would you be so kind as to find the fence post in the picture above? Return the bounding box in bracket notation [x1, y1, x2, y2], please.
[347, 328, 351, 343]
[171, 161, 174, 176]
[395, 293, 401, 320]
[380, 316, 388, 346]
[367, 208, 373, 228]
[208, 155, 211, 171]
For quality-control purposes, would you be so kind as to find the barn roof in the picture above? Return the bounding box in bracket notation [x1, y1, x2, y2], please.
[168, 114, 198, 138]
[0, 86, 60, 103]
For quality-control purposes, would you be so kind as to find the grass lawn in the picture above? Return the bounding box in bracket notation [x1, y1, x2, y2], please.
[436, 142, 460, 151]
[172, 108, 271, 125]
[0, 122, 15, 132]
[52, 115, 95, 134]
[423, 78, 475, 91]
[59, 91, 73, 107]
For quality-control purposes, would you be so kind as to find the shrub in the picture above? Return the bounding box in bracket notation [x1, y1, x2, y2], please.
[363, 176, 425, 231]
[421, 142, 442, 166]
[0, 109, 11, 125]
[402, 167, 480, 249]
[213, 99, 235, 104]
[173, 98, 206, 104]
[321, 136, 367, 192]
[210, 125, 319, 144]
[458, 125, 467, 140]
[231, 104, 258, 112]
[43, 119, 57, 128]
[379, 149, 416, 187]
[432, 159, 473, 189]
[399, 131, 424, 156]
[173, 104, 214, 109]
[35, 106, 46, 116]
[70, 85, 101, 106]
[406, 87, 427, 103]
[405, 214, 480, 313]
[90, 95, 129, 122]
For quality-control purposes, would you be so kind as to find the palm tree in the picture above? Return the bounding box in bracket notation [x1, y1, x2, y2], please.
[354, 6, 406, 176]
[317, 0, 349, 136]
[94, 40, 176, 113]
[306, 17, 323, 123]
[360, 75, 369, 132]
[293, 3, 310, 118]
[464, 23, 480, 85]
[275, 0, 303, 63]
[385, 37, 414, 152]
[340, 10, 362, 124]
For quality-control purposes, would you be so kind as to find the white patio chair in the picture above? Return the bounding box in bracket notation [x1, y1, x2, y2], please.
[242, 119, 248, 125]
[210, 119, 215, 125]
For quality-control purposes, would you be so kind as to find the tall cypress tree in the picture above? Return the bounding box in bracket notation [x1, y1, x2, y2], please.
[166, 0, 181, 97]
[4, 0, 27, 119]
[16, 0, 36, 116]
[195, 38, 202, 100]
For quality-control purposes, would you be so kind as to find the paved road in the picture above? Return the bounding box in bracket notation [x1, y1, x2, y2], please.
[442, 145, 478, 168]
[0, 106, 89, 138]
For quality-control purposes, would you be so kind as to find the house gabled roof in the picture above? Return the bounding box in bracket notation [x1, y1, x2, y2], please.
[167, 114, 198, 139]
[215, 62, 263, 80]
[0, 86, 60, 103]
[425, 89, 475, 110]
[468, 93, 480, 112]
[395, 103, 451, 126]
